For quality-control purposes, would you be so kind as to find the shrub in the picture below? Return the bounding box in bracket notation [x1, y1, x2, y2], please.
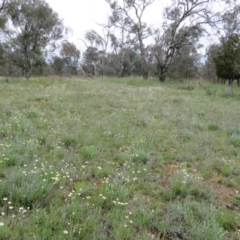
[159, 200, 226, 240]
[208, 123, 219, 131]
[61, 135, 78, 148]
[229, 135, 240, 147]
[163, 171, 213, 202]
[80, 145, 96, 160]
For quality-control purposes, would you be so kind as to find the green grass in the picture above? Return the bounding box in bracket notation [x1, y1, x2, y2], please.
[0, 76, 240, 239]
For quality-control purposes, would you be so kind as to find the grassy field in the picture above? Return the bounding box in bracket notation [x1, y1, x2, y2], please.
[0, 76, 240, 239]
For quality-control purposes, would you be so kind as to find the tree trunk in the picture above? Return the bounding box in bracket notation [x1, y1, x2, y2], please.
[159, 73, 166, 82]
[25, 67, 33, 80]
[159, 66, 167, 82]
[143, 71, 148, 80]
[137, 28, 148, 80]
[158, 46, 175, 82]
[118, 61, 125, 78]
[141, 57, 148, 80]
[92, 65, 96, 76]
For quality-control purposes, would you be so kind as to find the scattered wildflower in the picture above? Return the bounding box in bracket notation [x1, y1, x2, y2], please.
[63, 230, 68, 234]
[0, 222, 4, 227]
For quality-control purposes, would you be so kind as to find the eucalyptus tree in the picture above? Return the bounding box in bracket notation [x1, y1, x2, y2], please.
[51, 41, 80, 77]
[0, 43, 22, 80]
[203, 44, 219, 82]
[5, 0, 66, 80]
[109, 17, 137, 77]
[0, 0, 7, 11]
[0, 0, 8, 29]
[81, 26, 112, 76]
[156, 0, 223, 82]
[82, 46, 99, 76]
[0, 0, 8, 18]
[221, 3, 240, 38]
[51, 56, 65, 76]
[110, 47, 142, 77]
[166, 42, 201, 79]
[106, 0, 155, 79]
[60, 41, 80, 75]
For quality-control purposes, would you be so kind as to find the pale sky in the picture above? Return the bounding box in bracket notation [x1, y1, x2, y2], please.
[46, 0, 165, 53]
[46, 0, 110, 51]
[45, 0, 239, 55]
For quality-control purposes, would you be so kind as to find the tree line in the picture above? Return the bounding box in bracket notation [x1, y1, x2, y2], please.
[0, 0, 239, 83]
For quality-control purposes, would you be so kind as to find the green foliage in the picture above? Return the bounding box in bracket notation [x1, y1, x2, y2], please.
[131, 149, 149, 164]
[216, 208, 240, 231]
[52, 41, 80, 76]
[4, 0, 65, 79]
[163, 171, 213, 202]
[208, 122, 219, 131]
[61, 135, 78, 149]
[168, 44, 200, 80]
[159, 200, 226, 240]
[214, 34, 240, 81]
[229, 135, 240, 147]
[80, 146, 96, 160]
[51, 56, 65, 76]
[0, 16, 6, 29]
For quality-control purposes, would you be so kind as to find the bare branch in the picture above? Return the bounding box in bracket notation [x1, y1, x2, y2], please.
[106, 0, 155, 79]
[0, 0, 7, 12]
[157, 0, 225, 82]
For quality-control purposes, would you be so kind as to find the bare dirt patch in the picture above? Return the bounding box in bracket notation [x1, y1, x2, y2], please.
[207, 177, 239, 211]
[162, 163, 181, 177]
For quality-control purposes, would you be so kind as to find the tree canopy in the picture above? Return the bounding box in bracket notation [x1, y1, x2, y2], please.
[1, 0, 65, 79]
[214, 34, 240, 82]
[0, 0, 239, 83]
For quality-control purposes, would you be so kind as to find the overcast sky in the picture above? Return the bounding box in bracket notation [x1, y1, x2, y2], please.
[45, 0, 239, 55]
[46, 0, 109, 51]
[46, 0, 165, 52]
